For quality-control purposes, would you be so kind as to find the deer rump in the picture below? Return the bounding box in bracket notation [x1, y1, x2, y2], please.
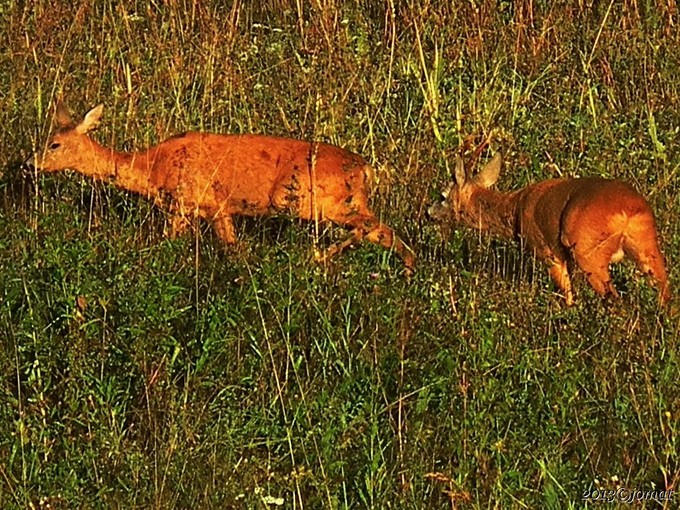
[513, 177, 667, 300]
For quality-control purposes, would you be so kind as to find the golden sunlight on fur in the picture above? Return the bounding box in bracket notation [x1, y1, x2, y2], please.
[429, 153, 669, 306]
[29, 102, 415, 272]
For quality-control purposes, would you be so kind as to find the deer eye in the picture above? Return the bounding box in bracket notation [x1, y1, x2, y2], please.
[50, 143, 61, 150]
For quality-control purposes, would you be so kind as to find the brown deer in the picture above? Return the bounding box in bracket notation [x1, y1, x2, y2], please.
[27, 103, 415, 272]
[429, 152, 670, 306]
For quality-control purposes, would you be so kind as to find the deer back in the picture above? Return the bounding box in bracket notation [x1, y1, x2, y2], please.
[143, 132, 373, 220]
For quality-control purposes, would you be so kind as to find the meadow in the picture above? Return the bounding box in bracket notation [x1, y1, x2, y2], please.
[0, 1, 678, 508]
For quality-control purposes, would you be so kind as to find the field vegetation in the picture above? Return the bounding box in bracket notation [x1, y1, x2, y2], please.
[0, 1, 678, 508]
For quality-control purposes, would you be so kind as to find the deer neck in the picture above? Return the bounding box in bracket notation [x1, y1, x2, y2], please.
[465, 187, 520, 239]
[81, 138, 157, 196]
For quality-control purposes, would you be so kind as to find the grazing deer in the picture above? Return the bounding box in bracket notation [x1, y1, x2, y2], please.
[27, 103, 415, 272]
[429, 153, 670, 305]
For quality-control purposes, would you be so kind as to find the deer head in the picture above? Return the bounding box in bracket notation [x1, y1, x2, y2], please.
[428, 152, 503, 225]
[27, 102, 104, 172]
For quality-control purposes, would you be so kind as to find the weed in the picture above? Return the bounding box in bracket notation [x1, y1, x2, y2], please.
[1, 1, 678, 508]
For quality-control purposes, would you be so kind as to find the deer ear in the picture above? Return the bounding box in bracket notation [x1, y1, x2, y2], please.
[55, 100, 72, 128]
[474, 152, 502, 188]
[453, 156, 466, 186]
[74, 104, 104, 134]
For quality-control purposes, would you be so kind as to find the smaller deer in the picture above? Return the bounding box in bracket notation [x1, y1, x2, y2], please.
[27, 102, 415, 272]
[429, 153, 670, 306]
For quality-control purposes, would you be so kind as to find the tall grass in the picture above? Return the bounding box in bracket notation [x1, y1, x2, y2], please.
[1, 1, 679, 508]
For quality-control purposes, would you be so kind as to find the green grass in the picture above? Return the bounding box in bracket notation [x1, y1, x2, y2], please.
[1, 1, 679, 508]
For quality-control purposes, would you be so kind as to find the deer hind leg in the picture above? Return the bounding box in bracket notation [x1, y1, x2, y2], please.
[570, 232, 622, 299]
[623, 219, 671, 305]
[319, 213, 415, 273]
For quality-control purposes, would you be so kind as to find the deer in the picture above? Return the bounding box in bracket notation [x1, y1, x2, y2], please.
[26, 102, 415, 273]
[428, 152, 670, 306]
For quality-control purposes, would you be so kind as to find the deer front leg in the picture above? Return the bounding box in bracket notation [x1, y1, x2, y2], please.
[213, 214, 237, 244]
[166, 212, 190, 239]
[547, 258, 574, 306]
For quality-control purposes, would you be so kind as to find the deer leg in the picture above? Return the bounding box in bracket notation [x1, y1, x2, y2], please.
[623, 226, 671, 305]
[316, 235, 358, 261]
[571, 237, 621, 299]
[314, 217, 372, 262]
[213, 214, 237, 244]
[166, 213, 190, 239]
[319, 214, 415, 273]
[583, 265, 618, 298]
[547, 258, 574, 306]
[364, 222, 416, 273]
